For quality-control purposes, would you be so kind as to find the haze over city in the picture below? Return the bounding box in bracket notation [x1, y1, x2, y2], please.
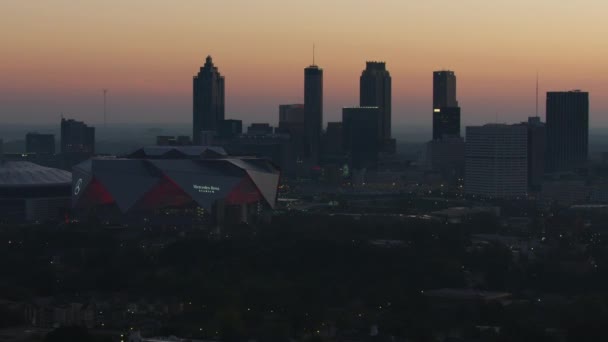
[2, 0, 607, 127]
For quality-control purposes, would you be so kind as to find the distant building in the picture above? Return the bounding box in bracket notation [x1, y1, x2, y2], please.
[524, 117, 546, 191]
[278, 104, 306, 163]
[279, 104, 305, 124]
[432, 70, 460, 140]
[546, 90, 589, 173]
[432, 107, 461, 140]
[156, 136, 192, 146]
[60, 118, 95, 154]
[26, 133, 55, 155]
[360, 61, 392, 147]
[218, 119, 243, 141]
[343, 107, 380, 170]
[193, 55, 225, 144]
[323, 122, 343, 155]
[247, 123, 274, 136]
[465, 124, 528, 198]
[0, 161, 71, 223]
[304, 64, 323, 163]
[425, 136, 465, 184]
[433, 70, 458, 108]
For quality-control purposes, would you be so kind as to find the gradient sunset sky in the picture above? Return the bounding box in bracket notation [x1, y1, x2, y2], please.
[1, 0, 606, 128]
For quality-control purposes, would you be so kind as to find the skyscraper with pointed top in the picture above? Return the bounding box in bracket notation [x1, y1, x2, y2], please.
[360, 61, 392, 146]
[193, 56, 225, 144]
[304, 56, 323, 164]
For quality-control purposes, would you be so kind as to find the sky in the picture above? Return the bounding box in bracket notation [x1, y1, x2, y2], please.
[1, 0, 607, 129]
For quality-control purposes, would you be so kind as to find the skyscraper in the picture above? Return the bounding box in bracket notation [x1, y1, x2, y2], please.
[342, 107, 380, 170]
[304, 64, 323, 163]
[360, 62, 392, 145]
[193, 56, 225, 144]
[432, 70, 460, 140]
[545, 90, 589, 173]
[26, 133, 55, 155]
[465, 124, 528, 198]
[524, 117, 546, 191]
[60, 118, 95, 154]
[433, 71, 458, 108]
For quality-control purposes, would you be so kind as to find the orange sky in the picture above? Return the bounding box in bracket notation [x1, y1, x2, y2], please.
[1, 0, 607, 128]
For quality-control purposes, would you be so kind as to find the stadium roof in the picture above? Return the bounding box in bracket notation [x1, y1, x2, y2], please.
[127, 146, 227, 159]
[0, 161, 72, 187]
[72, 156, 280, 212]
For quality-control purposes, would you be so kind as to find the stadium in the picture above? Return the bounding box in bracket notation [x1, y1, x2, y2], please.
[71, 146, 280, 227]
[0, 161, 72, 223]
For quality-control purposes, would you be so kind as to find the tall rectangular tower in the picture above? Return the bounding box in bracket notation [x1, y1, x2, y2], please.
[360, 62, 392, 144]
[193, 56, 225, 145]
[432, 70, 460, 140]
[545, 90, 589, 172]
[304, 65, 323, 163]
[465, 124, 528, 198]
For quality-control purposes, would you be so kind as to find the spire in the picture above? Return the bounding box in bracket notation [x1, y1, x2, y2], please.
[205, 55, 213, 67]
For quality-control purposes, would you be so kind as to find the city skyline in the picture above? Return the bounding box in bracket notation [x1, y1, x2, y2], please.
[1, 1, 606, 128]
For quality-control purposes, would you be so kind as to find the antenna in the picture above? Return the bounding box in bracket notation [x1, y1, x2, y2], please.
[103, 89, 108, 127]
[535, 72, 539, 118]
[312, 43, 315, 66]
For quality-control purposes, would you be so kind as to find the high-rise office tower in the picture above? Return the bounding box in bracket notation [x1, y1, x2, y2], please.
[465, 124, 528, 198]
[278, 104, 306, 161]
[60, 118, 95, 154]
[342, 107, 380, 170]
[26, 133, 55, 155]
[432, 70, 460, 140]
[304, 64, 323, 163]
[433, 71, 458, 108]
[545, 90, 589, 173]
[360, 62, 392, 144]
[524, 117, 546, 191]
[193, 56, 225, 144]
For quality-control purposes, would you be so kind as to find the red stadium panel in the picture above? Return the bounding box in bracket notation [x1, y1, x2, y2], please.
[76, 178, 114, 207]
[225, 176, 263, 205]
[133, 176, 193, 211]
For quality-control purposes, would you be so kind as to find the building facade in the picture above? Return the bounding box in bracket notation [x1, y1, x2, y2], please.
[545, 90, 589, 173]
[342, 107, 380, 170]
[360, 62, 392, 145]
[26, 133, 56, 155]
[60, 118, 95, 154]
[304, 65, 323, 164]
[465, 124, 528, 198]
[193, 56, 225, 144]
[432, 70, 460, 140]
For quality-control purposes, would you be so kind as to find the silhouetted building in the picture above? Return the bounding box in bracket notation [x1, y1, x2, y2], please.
[465, 124, 528, 198]
[26, 133, 55, 155]
[433, 71, 458, 108]
[432, 107, 461, 140]
[279, 104, 305, 124]
[323, 122, 343, 155]
[278, 104, 306, 163]
[193, 55, 225, 144]
[360, 62, 392, 147]
[343, 107, 380, 170]
[156, 136, 192, 146]
[524, 117, 546, 191]
[546, 90, 589, 173]
[425, 136, 465, 184]
[218, 119, 243, 141]
[304, 65, 323, 163]
[60, 118, 95, 154]
[247, 123, 274, 136]
[433, 71, 460, 140]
